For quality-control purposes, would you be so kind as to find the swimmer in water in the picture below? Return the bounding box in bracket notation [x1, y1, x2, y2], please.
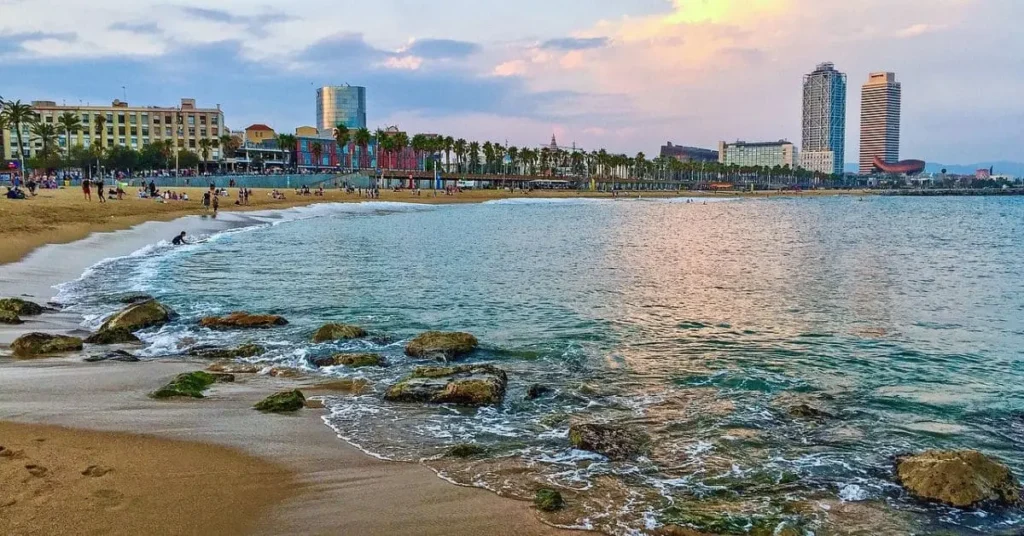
[172, 231, 187, 245]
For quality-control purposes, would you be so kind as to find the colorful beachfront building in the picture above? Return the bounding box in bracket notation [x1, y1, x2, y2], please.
[294, 127, 378, 170]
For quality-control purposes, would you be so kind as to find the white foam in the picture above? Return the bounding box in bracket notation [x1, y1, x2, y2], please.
[839, 483, 869, 502]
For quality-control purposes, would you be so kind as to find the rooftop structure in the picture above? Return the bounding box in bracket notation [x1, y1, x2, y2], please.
[316, 85, 367, 131]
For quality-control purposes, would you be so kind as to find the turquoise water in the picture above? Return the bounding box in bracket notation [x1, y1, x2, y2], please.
[57, 196, 1024, 534]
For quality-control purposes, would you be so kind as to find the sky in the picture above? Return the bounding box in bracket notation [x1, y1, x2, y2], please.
[1, 0, 1021, 164]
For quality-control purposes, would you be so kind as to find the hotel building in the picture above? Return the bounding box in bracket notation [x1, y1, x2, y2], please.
[719, 140, 798, 168]
[660, 142, 718, 163]
[859, 72, 901, 175]
[316, 85, 367, 131]
[2, 98, 226, 160]
[800, 62, 846, 176]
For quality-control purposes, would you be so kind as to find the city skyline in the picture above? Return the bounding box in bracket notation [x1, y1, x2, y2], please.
[0, 0, 1020, 165]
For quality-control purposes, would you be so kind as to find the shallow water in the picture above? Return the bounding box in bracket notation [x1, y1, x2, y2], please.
[56, 196, 1024, 535]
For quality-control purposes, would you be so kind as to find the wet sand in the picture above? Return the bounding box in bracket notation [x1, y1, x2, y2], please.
[0, 205, 582, 536]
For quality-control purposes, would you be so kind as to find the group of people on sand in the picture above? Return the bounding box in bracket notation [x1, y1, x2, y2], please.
[295, 185, 324, 197]
[236, 188, 252, 206]
[81, 177, 111, 202]
[270, 189, 286, 200]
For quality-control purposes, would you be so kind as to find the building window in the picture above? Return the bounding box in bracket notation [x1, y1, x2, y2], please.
[142, 127, 149, 137]
[200, 129, 206, 138]
[188, 127, 195, 136]
[118, 137, 126, 145]
[187, 116, 195, 126]
[117, 113, 125, 124]
[129, 114, 137, 125]
[107, 127, 114, 135]
[211, 127, 218, 136]
[199, 115, 207, 125]
[153, 115, 161, 125]
[165, 114, 173, 124]
[141, 113, 148, 123]
[211, 116, 219, 126]
[188, 139, 196, 148]
[80, 112, 90, 123]
[119, 126, 126, 135]
[106, 113, 114, 123]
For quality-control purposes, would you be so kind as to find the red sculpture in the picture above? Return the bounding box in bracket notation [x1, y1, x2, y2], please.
[873, 156, 926, 175]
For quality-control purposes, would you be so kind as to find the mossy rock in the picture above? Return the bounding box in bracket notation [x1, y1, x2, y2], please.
[534, 488, 564, 512]
[254, 390, 306, 412]
[445, 443, 487, 458]
[0, 310, 23, 324]
[0, 298, 44, 316]
[312, 353, 385, 368]
[896, 449, 1021, 508]
[568, 422, 651, 461]
[788, 403, 834, 420]
[190, 343, 264, 360]
[84, 327, 141, 345]
[151, 371, 232, 399]
[312, 323, 368, 342]
[100, 299, 175, 332]
[404, 331, 478, 360]
[384, 364, 507, 406]
[11, 332, 84, 358]
[207, 361, 262, 374]
[199, 312, 288, 329]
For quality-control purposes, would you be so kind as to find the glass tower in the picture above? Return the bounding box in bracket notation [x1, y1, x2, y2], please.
[316, 86, 367, 131]
[801, 62, 846, 176]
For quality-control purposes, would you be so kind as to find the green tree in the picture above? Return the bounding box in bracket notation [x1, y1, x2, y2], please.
[198, 138, 213, 171]
[276, 134, 296, 170]
[176, 149, 199, 170]
[453, 138, 467, 173]
[219, 134, 236, 172]
[31, 122, 58, 157]
[468, 141, 480, 173]
[56, 111, 82, 165]
[1, 100, 37, 175]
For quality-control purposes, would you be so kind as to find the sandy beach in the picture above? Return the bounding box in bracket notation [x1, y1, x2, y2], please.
[0, 192, 588, 536]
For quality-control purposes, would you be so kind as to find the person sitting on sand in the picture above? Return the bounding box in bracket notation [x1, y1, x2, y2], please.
[5, 186, 26, 199]
[172, 231, 187, 245]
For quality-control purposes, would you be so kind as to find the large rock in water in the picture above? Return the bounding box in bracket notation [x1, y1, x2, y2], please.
[384, 364, 506, 406]
[404, 331, 479, 360]
[11, 332, 84, 358]
[312, 323, 367, 342]
[568, 422, 651, 461]
[895, 450, 1021, 508]
[151, 371, 233, 399]
[99, 299, 175, 332]
[0, 298, 44, 316]
[199, 312, 288, 329]
[84, 327, 142, 345]
[254, 390, 306, 412]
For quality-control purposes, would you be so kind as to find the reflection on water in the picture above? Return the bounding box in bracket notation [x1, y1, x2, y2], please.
[56, 196, 1024, 535]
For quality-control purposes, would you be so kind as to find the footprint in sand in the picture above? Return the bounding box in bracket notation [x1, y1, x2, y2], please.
[92, 489, 126, 510]
[24, 464, 48, 478]
[0, 446, 24, 460]
[82, 465, 113, 477]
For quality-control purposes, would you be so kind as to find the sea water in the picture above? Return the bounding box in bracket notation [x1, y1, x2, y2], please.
[54, 196, 1024, 535]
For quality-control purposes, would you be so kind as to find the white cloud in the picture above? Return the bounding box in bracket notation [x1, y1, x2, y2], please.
[381, 56, 423, 70]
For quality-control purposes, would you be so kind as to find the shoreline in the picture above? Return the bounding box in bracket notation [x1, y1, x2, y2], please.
[0, 200, 584, 536]
[0, 186, 871, 266]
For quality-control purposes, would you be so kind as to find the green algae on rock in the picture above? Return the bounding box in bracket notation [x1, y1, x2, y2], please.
[199, 311, 288, 329]
[404, 331, 478, 360]
[534, 489, 565, 512]
[11, 332, 84, 358]
[151, 371, 233, 399]
[311, 353, 385, 368]
[99, 299, 175, 332]
[896, 450, 1021, 508]
[0, 310, 23, 324]
[0, 298, 44, 316]
[84, 327, 142, 345]
[384, 364, 506, 406]
[311, 323, 368, 342]
[254, 390, 306, 412]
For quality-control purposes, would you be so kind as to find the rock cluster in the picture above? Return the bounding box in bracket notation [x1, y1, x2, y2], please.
[0, 298, 45, 316]
[385, 364, 506, 406]
[568, 422, 651, 461]
[189, 344, 264, 360]
[254, 390, 306, 412]
[312, 353, 385, 368]
[84, 327, 141, 345]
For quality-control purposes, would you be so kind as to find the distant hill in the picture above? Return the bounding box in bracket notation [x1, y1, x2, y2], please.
[845, 161, 1024, 176]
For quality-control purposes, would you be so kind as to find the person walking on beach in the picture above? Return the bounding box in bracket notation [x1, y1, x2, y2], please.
[95, 178, 106, 203]
[212, 193, 219, 215]
[82, 177, 92, 201]
[202, 191, 211, 211]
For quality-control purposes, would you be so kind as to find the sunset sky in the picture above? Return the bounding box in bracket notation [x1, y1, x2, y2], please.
[1, 0, 1020, 164]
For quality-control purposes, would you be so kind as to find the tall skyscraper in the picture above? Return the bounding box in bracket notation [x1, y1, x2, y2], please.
[800, 62, 847, 176]
[316, 85, 367, 131]
[859, 72, 901, 175]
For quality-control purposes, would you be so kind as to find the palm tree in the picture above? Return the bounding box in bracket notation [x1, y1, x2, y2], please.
[198, 138, 212, 172]
[1, 100, 37, 176]
[31, 123, 58, 157]
[392, 131, 409, 169]
[453, 138, 467, 173]
[354, 128, 371, 169]
[57, 111, 82, 161]
[310, 141, 322, 172]
[468, 141, 480, 174]
[442, 136, 454, 172]
[507, 146, 519, 175]
[334, 122, 350, 170]
[219, 134, 235, 172]
[276, 134, 296, 171]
